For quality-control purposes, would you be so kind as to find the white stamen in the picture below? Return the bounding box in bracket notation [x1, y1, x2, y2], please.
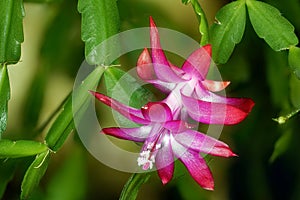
[155, 143, 162, 150]
[147, 142, 154, 149]
[137, 150, 155, 170]
[137, 137, 165, 170]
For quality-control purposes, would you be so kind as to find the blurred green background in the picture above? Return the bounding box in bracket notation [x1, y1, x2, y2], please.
[3, 0, 300, 199]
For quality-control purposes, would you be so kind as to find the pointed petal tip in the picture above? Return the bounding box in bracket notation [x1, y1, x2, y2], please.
[89, 90, 104, 101]
[225, 150, 238, 157]
[220, 145, 238, 158]
[101, 127, 147, 142]
[149, 16, 156, 27]
[202, 80, 231, 92]
[158, 164, 173, 186]
[101, 128, 112, 136]
[235, 97, 255, 117]
[223, 81, 231, 90]
[137, 48, 156, 80]
[137, 48, 151, 64]
[203, 44, 212, 55]
[243, 97, 255, 111]
[181, 93, 253, 125]
[99, 130, 105, 135]
[90, 91, 106, 102]
[89, 90, 99, 97]
[200, 174, 214, 191]
[203, 185, 214, 191]
[249, 98, 255, 110]
[232, 153, 238, 157]
[89, 91, 111, 106]
[88, 90, 96, 95]
[182, 45, 213, 80]
[161, 178, 170, 185]
[226, 97, 255, 124]
[198, 173, 214, 191]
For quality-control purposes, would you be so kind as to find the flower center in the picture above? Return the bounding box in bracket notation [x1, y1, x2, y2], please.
[137, 133, 164, 170]
[137, 149, 155, 170]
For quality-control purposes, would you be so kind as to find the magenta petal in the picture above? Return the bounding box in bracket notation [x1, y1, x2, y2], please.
[221, 97, 255, 113]
[182, 45, 212, 80]
[202, 80, 230, 92]
[136, 49, 177, 92]
[152, 57, 186, 83]
[174, 130, 236, 157]
[157, 163, 174, 185]
[102, 126, 150, 142]
[163, 120, 195, 132]
[147, 79, 177, 93]
[171, 139, 214, 190]
[181, 93, 249, 125]
[137, 48, 157, 80]
[179, 151, 214, 190]
[202, 93, 255, 114]
[141, 102, 173, 122]
[169, 62, 187, 77]
[163, 92, 182, 113]
[194, 84, 255, 113]
[149, 17, 185, 83]
[156, 134, 174, 185]
[140, 124, 167, 152]
[90, 91, 150, 124]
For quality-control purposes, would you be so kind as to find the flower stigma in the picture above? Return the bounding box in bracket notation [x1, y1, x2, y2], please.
[137, 134, 165, 170]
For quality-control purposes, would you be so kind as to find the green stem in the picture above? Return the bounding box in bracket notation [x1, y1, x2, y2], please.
[0, 63, 10, 138]
[119, 173, 151, 200]
[45, 66, 105, 151]
[273, 107, 300, 124]
[189, 0, 209, 45]
[35, 92, 70, 136]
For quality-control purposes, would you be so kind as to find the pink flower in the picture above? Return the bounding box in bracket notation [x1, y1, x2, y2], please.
[89, 17, 255, 191]
[90, 91, 236, 190]
[137, 17, 254, 125]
